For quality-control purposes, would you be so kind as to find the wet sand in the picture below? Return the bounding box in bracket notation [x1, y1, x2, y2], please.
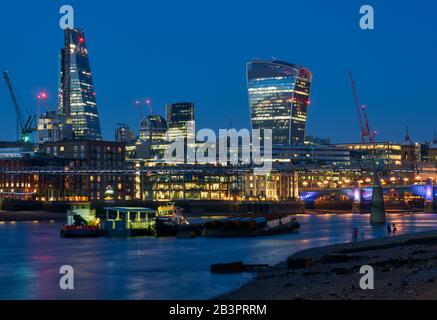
[219, 231, 437, 300]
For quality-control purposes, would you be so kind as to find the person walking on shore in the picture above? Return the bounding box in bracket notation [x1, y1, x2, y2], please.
[387, 224, 392, 235]
[392, 223, 397, 235]
[352, 227, 359, 241]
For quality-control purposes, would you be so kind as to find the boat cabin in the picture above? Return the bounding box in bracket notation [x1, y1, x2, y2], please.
[103, 207, 157, 236]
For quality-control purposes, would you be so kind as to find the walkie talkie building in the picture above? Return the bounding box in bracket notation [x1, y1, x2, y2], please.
[247, 60, 312, 146]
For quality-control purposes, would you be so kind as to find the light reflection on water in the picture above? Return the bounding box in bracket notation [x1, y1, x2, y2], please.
[1, 213, 437, 300]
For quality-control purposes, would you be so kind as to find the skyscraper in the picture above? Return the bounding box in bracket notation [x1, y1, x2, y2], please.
[139, 115, 168, 159]
[247, 60, 312, 146]
[139, 115, 167, 143]
[58, 28, 102, 141]
[166, 102, 195, 142]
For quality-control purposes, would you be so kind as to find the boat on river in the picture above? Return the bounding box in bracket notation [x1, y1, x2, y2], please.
[101, 205, 191, 237]
[203, 214, 300, 237]
[60, 203, 100, 238]
[155, 205, 191, 237]
[101, 207, 156, 237]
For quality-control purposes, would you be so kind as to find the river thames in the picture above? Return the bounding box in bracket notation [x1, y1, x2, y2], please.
[1, 213, 437, 300]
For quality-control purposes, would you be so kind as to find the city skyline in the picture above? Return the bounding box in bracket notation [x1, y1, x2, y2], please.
[0, 0, 436, 143]
[2, 1, 437, 305]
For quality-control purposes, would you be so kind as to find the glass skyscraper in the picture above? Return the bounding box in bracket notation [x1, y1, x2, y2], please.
[58, 28, 102, 141]
[166, 102, 195, 142]
[247, 60, 312, 146]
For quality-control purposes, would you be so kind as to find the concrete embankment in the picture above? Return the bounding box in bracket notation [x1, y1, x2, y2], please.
[219, 231, 437, 300]
[0, 211, 66, 222]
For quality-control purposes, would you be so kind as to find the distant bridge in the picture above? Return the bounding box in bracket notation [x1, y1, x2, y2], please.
[300, 184, 430, 202]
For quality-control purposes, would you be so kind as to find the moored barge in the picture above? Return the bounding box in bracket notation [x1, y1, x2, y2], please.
[203, 214, 300, 237]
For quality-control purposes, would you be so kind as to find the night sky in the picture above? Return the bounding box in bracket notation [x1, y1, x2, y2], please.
[0, 0, 435, 143]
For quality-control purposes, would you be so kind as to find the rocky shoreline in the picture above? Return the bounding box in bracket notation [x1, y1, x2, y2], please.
[219, 231, 437, 300]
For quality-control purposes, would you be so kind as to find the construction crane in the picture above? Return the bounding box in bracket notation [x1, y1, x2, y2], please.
[145, 98, 154, 115]
[134, 98, 154, 118]
[2, 71, 35, 142]
[348, 71, 376, 144]
[134, 99, 144, 119]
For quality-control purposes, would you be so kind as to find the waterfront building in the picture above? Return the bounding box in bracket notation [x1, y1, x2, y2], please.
[58, 28, 102, 141]
[398, 131, 430, 165]
[243, 171, 299, 201]
[115, 124, 135, 143]
[0, 159, 134, 202]
[300, 171, 357, 190]
[42, 140, 131, 201]
[272, 145, 350, 165]
[400, 130, 416, 167]
[247, 60, 312, 146]
[0, 151, 427, 204]
[0, 142, 35, 160]
[0, 155, 79, 201]
[0, 160, 301, 203]
[44, 140, 125, 167]
[333, 142, 402, 166]
[139, 164, 299, 202]
[140, 164, 241, 201]
[166, 103, 195, 142]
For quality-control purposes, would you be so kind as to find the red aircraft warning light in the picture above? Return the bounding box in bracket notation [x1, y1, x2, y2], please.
[38, 91, 48, 100]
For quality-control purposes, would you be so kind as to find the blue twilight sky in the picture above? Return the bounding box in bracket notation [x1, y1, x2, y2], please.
[0, 0, 436, 143]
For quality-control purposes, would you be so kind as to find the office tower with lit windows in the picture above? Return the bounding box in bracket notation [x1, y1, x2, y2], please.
[166, 102, 195, 141]
[58, 28, 102, 141]
[247, 60, 312, 146]
[140, 115, 168, 143]
[138, 115, 169, 159]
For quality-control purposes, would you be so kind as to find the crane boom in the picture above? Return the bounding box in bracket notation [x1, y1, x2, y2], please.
[3, 71, 26, 130]
[134, 100, 144, 119]
[361, 105, 375, 143]
[348, 71, 376, 144]
[3, 70, 35, 142]
[145, 99, 154, 115]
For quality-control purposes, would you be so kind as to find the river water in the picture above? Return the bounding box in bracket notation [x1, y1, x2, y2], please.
[1, 213, 437, 300]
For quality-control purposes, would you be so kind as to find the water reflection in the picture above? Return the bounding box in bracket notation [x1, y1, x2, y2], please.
[1, 213, 437, 300]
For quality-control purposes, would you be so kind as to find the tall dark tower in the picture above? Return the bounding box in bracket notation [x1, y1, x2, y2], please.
[58, 28, 102, 141]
